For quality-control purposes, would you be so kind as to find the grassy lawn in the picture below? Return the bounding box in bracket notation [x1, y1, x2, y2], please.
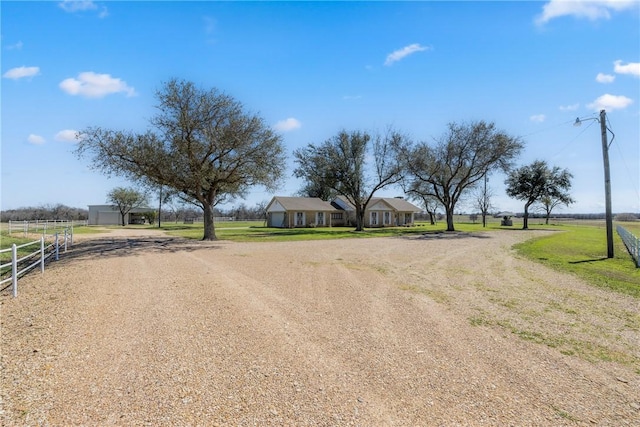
[514, 223, 640, 297]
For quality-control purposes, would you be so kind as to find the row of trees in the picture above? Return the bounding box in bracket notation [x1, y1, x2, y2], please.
[76, 79, 573, 240]
[0, 204, 88, 222]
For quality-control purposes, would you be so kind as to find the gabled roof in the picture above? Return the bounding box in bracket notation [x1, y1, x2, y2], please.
[378, 197, 422, 212]
[332, 195, 421, 212]
[266, 196, 336, 212]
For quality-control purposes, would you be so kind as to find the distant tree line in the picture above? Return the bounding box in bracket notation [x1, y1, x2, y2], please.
[1, 204, 88, 222]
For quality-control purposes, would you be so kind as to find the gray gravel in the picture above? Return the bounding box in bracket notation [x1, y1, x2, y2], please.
[1, 228, 639, 425]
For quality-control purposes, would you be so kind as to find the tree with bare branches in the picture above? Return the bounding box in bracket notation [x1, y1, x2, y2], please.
[294, 129, 408, 231]
[404, 121, 523, 231]
[75, 79, 286, 240]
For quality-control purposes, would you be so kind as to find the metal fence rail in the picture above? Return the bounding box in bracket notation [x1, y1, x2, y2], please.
[0, 229, 71, 297]
[8, 219, 87, 236]
[616, 225, 640, 268]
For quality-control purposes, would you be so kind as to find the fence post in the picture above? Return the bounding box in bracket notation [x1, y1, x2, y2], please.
[23, 220, 28, 238]
[64, 229, 68, 253]
[55, 233, 59, 261]
[12, 244, 18, 298]
[41, 236, 46, 274]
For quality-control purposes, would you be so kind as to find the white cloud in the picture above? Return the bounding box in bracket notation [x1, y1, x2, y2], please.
[59, 72, 136, 98]
[59, 1, 108, 18]
[27, 134, 46, 145]
[587, 93, 633, 111]
[530, 114, 546, 123]
[384, 43, 430, 66]
[614, 60, 640, 77]
[274, 118, 301, 132]
[3, 66, 40, 79]
[55, 129, 79, 142]
[536, 0, 637, 25]
[559, 103, 580, 111]
[343, 95, 363, 100]
[596, 72, 615, 83]
[58, 0, 97, 12]
[6, 41, 23, 50]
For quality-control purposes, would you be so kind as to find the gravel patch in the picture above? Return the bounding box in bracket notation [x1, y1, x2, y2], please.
[1, 228, 639, 425]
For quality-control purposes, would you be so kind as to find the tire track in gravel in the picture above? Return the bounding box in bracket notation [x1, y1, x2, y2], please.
[2, 232, 639, 426]
[181, 240, 585, 425]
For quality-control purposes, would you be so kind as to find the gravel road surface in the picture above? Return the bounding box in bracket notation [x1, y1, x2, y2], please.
[1, 228, 639, 426]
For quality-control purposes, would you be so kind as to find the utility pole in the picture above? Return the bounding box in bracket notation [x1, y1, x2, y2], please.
[574, 109, 614, 258]
[600, 109, 614, 258]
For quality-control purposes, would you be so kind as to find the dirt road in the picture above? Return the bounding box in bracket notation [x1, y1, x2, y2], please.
[1, 228, 638, 425]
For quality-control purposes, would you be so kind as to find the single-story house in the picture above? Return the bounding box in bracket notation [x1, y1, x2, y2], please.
[265, 197, 338, 228]
[331, 195, 422, 227]
[88, 205, 153, 226]
[266, 195, 421, 228]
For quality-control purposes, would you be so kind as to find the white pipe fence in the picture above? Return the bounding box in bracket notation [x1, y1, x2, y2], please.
[0, 228, 72, 297]
[617, 225, 639, 268]
[8, 219, 87, 237]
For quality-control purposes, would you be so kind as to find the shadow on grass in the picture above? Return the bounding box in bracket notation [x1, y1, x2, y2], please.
[413, 231, 492, 240]
[568, 257, 609, 264]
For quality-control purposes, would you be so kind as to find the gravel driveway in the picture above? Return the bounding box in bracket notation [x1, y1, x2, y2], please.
[1, 228, 639, 426]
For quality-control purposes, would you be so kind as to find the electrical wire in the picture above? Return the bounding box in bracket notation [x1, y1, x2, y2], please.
[606, 114, 640, 205]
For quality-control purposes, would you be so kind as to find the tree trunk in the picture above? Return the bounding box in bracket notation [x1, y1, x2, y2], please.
[445, 207, 455, 232]
[428, 211, 435, 225]
[355, 207, 365, 231]
[522, 203, 530, 230]
[120, 213, 126, 227]
[482, 213, 487, 228]
[545, 214, 550, 225]
[202, 203, 217, 240]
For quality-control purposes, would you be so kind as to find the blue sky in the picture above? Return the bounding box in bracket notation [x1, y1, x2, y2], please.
[2, 0, 639, 214]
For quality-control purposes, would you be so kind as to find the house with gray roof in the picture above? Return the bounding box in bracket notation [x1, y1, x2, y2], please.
[265, 197, 339, 228]
[265, 195, 421, 228]
[331, 195, 422, 227]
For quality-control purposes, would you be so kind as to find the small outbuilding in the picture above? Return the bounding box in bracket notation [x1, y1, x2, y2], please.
[88, 205, 153, 226]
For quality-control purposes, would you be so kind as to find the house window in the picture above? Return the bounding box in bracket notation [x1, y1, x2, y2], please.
[317, 212, 324, 225]
[371, 211, 378, 225]
[384, 211, 391, 225]
[404, 213, 412, 224]
[331, 212, 343, 220]
[296, 212, 304, 226]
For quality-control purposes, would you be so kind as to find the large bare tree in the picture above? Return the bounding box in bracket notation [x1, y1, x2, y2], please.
[294, 129, 408, 231]
[75, 79, 286, 240]
[404, 121, 523, 231]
